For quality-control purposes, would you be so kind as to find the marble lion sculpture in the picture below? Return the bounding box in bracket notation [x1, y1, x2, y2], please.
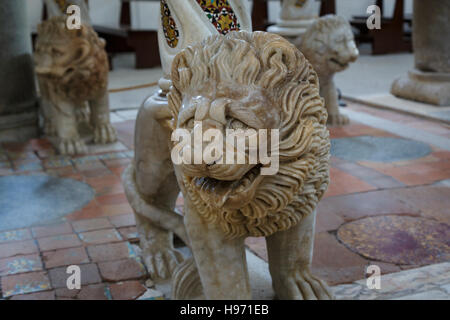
[123, 31, 332, 299]
[34, 16, 116, 155]
[298, 15, 359, 126]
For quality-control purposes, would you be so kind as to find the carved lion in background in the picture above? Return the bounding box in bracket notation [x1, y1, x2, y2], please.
[34, 16, 116, 155]
[123, 31, 332, 299]
[298, 15, 359, 126]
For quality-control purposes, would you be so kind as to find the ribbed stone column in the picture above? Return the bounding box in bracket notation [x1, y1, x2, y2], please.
[391, 0, 450, 106]
[0, 0, 39, 142]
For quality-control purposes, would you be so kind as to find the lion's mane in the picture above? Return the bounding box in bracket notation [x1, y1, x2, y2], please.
[168, 31, 330, 238]
[35, 16, 109, 101]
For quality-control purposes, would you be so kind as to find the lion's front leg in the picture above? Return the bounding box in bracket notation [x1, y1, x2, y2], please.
[321, 78, 349, 126]
[89, 91, 117, 144]
[37, 79, 57, 136]
[53, 99, 87, 155]
[184, 197, 251, 300]
[266, 210, 333, 300]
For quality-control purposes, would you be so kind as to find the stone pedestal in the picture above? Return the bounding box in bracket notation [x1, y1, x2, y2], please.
[267, 0, 319, 40]
[0, 0, 39, 142]
[391, 0, 450, 106]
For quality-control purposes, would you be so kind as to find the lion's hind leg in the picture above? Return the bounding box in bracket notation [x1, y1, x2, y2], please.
[122, 164, 188, 281]
[135, 214, 184, 280]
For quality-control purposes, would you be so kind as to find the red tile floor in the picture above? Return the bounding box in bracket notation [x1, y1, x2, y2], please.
[0, 101, 449, 299]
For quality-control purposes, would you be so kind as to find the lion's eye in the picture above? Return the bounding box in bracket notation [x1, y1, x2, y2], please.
[52, 48, 63, 57]
[229, 119, 246, 130]
[186, 118, 195, 129]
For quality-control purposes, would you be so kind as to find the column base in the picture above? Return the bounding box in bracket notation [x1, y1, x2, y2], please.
[391, 69, 450, 106]
[267, 18, 316, 38]
[0, 110, 39, 143]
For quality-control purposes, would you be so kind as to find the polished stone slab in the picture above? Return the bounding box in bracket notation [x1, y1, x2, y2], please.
[0, 175, 94, 231]
[333, 262, 450, 300]
[331, 136, 431, 162]
[340, 108, 450, 151]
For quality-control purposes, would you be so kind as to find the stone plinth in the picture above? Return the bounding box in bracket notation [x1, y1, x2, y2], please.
[267, 0, 318, 40]
[391, 0, 450, 106]
[0, 0, 39, 142]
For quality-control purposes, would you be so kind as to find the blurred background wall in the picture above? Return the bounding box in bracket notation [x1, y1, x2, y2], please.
[26, 0, 413, 33]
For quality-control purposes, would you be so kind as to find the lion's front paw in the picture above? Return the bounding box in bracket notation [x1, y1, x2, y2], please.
[273, 269, 334, 300]
[93, 123, 117, 144]
[58, 138, 87, 155]
[143, 248, 184, 280]
[327, 113, 349, 126]
[44, 121, 57, 137]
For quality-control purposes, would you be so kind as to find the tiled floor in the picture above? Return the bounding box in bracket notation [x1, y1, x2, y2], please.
[0, 99, 449, 299]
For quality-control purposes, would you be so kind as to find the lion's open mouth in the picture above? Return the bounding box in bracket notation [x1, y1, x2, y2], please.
[192, 164, 263, 209]
[329, 58, 348, 68]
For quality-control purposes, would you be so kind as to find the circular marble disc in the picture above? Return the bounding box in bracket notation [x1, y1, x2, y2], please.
[0, 174, 94, 231]
[331, 136, 431, 162]
[337, 215, 450, 265]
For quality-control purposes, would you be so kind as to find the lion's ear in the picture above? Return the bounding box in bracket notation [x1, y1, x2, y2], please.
[171, 51, 191, 91]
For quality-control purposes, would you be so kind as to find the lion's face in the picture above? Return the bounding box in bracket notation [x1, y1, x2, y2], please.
[176, 81, 280, 210]
[34, 17, 108, 100]
[34, 36, 81, 81]
[300, 15, 359, 75]
[169, 31, 330, 238]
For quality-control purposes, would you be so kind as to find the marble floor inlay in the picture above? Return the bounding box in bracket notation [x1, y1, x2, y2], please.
[331, 136, 432, 162]
[337, 215, 450, 265]
[0, 175, 94, 231]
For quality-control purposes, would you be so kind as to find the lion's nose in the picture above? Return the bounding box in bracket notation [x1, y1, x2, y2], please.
[349, 48, 359, 62]
[345, 42, 359, 62]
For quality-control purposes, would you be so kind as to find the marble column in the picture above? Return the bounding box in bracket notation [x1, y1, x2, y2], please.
[0, 0, 39, 142]
[391, 0, 450, 106]
[267, 0, 319, 41]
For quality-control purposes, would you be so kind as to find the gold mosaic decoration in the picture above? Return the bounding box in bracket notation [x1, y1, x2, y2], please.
[195, 0, 240, 35]
[161, 0, 179, 48]
[295, 0, 307, 7]
[55, 0, 70, 13]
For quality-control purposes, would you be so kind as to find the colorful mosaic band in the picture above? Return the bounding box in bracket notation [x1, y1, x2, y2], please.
[161, 0, 180, 48]
[195, 0, 241, 35]
[54, 0, 70, 13]
[295, 0, 308, 8]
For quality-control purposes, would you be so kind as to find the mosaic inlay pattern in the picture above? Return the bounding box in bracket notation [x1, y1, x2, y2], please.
[337, 215, 450, 265]
[54, 0, 70, 13]
[196, 0, 241, 35]
[295, 0, 307, 7]
[161, 0, 179, 48]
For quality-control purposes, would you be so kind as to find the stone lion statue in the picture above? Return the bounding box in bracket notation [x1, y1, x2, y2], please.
[298, 15, 359, 126]
[34, 16, 116, 154]
[123, 31, 332, 299]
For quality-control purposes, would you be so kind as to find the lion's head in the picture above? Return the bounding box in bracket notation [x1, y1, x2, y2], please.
[34, 16, 109, 101]
[299, 15, 359, 76]
[168, 31, 330, 238]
